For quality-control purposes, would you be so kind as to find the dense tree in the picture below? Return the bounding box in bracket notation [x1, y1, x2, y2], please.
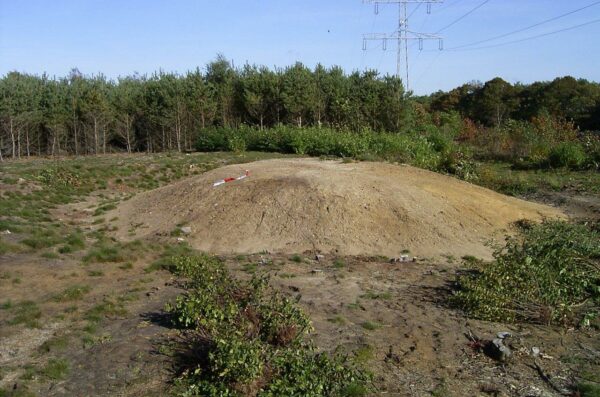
[1, 57, 598, 159]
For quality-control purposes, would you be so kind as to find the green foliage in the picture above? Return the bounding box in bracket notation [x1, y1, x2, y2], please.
[53, 285, 91, 301]
[548, 142, 587, 169]
[165, 254, 371, 396]
[453, 221, 600, 325]
[41, 358, 70, 380]
[7, 301, 42, 328]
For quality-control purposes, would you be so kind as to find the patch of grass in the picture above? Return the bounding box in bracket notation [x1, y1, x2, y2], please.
[145, 242, 193, 272]
[119, 262, 133, 270]
[53, 285, 91, 302]
[361, 290, 392, 300]
[360, 321, 382, 331]
[577, 383, 600, 397]
[353, 345, 374, 364]
[333, 259, 345, 268]
[328, 315, 346, 325]
[87, 270, 104, 277]
[242, 263, 257, 273]
[0, 238, 21, 255]
[93, 203, 117, 216]
[290, 254, 303, 263]
[8, 301, 42, 328]
[39, 336, 69, 354]
[41, 358, 69, 380]
[84, 239, 143, 263]
[41, 251, 60, 259]
[85, 299, 127, 324]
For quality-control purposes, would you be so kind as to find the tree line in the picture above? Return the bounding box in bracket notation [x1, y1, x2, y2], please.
[0, 56, 408, 159]
[425, 76, 600, 131]
[1, 55, 599, 160]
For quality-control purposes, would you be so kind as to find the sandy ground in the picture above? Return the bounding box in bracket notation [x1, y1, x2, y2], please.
[113, 158, 564, 260]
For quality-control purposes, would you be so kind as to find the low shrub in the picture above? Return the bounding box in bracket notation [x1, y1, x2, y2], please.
[166, 254, 371, 396]
[547, 142, 587, 169]
[452, 220, 600, 326]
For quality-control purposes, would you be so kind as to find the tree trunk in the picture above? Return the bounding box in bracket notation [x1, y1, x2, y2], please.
[17, 128, 21, 159]
[102, 125, 106, 154]
[0, 136, 4, 162]
[93, 117, 99, 154]
[10, 118, 16, 159]
[125, 115, 132, 153]
[26, 129, 30, 158]
[73, 114, 79, 155]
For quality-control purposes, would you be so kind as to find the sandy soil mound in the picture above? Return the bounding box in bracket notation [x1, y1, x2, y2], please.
[113, 158, 565, 259]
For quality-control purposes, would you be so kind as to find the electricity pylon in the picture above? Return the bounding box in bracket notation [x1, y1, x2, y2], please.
[362, 0, 443, 91]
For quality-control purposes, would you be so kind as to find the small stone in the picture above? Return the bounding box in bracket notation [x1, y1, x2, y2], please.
[497, 331, 512, 339]
[315, 254, 325, 261]
[531, 347, 540, 357]
[180, 226, 192, 235]
[1, 230, 11, 235]
[485, 338, 512, 362]
[176, 237, 186, 243]
[311, 269, 323, 274]
[17, 178, 26, 184]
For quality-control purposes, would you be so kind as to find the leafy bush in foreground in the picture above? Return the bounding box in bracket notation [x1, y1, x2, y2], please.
[453, 221, 600, 326]
[166, 254, 370, 396]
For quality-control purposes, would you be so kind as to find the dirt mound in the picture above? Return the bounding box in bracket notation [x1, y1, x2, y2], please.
[113, 158, 564, 259]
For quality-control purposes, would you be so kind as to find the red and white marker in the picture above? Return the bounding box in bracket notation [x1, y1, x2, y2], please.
[213, 170, 250, 187]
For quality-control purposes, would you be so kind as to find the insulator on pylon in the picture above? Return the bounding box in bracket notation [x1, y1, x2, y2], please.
[427, 3, 432, 14]
[363, 39, 367, 51]
[438, 39, 444, 50]
[375, 2, 379, 14]
[383, 38, 387, 50]
[419, 38, 423, 50]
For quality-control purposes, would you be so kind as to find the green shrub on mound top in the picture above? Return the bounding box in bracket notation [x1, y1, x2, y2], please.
[165, 254, 371, 396]
[452, 220, 600, 326]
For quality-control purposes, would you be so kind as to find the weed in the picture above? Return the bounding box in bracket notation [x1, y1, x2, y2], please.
[87, 270, 104, 277]
[290, 254, 303, 263]
[360, 321, 382, 331]
[333, 259, 345, 268]
[41, 251, 59, 259]
[53, 285, 91, 302]
[328, 315, 346, 325]
[39, 336, 69, 354]
[41, 358, 69, 380]
[354, 345, 374, 364]
[577, 383, 600, 397]
[361, 291, 392, 300]
[8, 301, 41, 328]
[119, 262, 133, 270]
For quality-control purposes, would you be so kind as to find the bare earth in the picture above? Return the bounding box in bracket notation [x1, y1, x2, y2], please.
[113, 158, 564, 260]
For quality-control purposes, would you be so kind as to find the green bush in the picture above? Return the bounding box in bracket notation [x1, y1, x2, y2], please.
[548, 142, 587, 169]
[166, 254, 370, 396]
[453, 221, 600, 325]
[194, 125, 476, 179]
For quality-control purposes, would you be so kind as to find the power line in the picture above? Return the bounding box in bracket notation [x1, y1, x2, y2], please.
[362, 0, 444, 91]
[450, 0, 600, 50]
[434, 0, 491, 33]
[448, 17, 600, 51]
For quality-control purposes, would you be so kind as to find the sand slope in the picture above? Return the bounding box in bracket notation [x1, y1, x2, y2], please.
[113, 158, 565, 259]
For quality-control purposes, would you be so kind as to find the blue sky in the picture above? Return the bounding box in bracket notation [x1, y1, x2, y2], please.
[0, 0, 599, 95]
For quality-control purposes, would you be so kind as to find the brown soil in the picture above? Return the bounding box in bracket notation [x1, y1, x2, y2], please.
[113, 158, 564, 260]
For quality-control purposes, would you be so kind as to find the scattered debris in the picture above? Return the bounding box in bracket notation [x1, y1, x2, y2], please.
[180, 226, 192, 235]
[176, 237, 186, 243]
[315, 254, 325, 261]
[390, 255, 412, 263]
[531, 346, 540, 357]
[311, 269, 323, 274]
[17, 178, 26, 184]
[258, 256, 270, 265]
[485, 336, 512, 362]
[1, 230, 11, 235]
